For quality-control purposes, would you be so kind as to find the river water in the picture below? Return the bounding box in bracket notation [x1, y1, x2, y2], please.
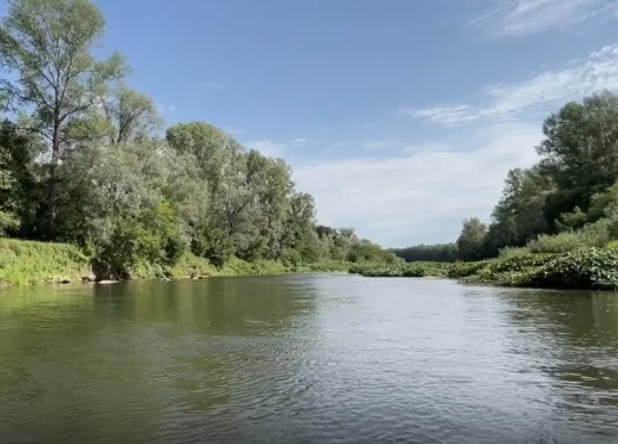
[0, 274, 617, 444]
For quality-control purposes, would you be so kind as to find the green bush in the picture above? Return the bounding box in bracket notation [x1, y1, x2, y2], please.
[527, 248, 618, 290]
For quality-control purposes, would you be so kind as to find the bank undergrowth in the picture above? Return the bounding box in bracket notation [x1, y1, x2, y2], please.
[0, 238, 354, 286]
[349, 247, 618, 291]
[0, 238, 91, 285]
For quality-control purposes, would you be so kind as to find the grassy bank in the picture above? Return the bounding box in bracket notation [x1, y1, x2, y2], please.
[0, 238, 353, 286]
[349, 247, 618, 291]
[0, 239, 92, 285]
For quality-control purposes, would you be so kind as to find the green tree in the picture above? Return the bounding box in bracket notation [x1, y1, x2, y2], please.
[538, 91, 618, 224]
[393, 243, 458, 262]
[0, 150, 18, 234]
[102, 82, 163, 144]
[456, 217, 487, 261]
[483, 166, 552, 255]
[0, 0, 127, 237]
[0, 119, 42, 236]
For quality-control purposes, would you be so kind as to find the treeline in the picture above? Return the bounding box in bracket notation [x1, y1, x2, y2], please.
[398, 90, 618, 262]
[0, 0, 398, 280]
[391, 243, 458, 262]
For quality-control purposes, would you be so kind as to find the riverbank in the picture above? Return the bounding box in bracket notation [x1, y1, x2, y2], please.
[349, 247, 618, 291]
[0, 238, 351, 286]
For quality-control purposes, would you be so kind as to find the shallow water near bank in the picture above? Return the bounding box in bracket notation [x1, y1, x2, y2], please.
[0, 274, 617, 444]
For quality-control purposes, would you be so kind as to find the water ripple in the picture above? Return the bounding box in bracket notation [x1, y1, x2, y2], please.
[0, 277, 617, 444]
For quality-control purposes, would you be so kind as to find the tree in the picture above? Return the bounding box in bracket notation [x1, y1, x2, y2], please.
[0, 150, 18, 234]
[537, 91, 618, 219]
[0, 0, 127, 237]
[456, 217, 487, 261]
[102, 83, 162, 144]
[483, 167, 552, 255]
[0, 1, 402, 275]
[393, 243, 459, 262]
[0, 119, 42, 236]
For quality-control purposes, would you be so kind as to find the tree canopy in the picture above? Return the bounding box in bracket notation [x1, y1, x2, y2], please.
[0, 0, 398, 279]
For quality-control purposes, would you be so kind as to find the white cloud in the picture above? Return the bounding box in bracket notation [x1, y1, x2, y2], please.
[403, 43, 618, 127]
[399, 105, 479, 126]
[570, 1, 618, 26]
[471, 0, 617, 36]
[293, 121, 542, 247]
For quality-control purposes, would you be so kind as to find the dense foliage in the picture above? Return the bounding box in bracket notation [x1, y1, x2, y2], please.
[395, 90, 618, 268]
[350, 248, 618, 291]
[392, 243, 458, 263]
[0, 0, 397, 281]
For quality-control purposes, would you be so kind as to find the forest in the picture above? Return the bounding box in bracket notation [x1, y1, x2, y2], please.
[0, 0, 398, 283]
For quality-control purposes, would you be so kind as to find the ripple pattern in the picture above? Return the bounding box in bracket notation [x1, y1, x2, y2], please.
[0, 276, 617, 444]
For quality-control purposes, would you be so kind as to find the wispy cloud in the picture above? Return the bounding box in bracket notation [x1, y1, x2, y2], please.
[290, 138, 309, 144]
[156, 102, 177, 114]
[223, 126, 245, 136]
[399, 105, 478, 127]
[362, 139, 401, 150]
[401, 43, 618, 127]
[245, 137, 308, 158]
[246, 140, 288, 158]
[293, 122, 542, 246]
[470, 0, 617, 36]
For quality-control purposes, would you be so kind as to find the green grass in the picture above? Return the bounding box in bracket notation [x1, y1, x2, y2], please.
[0, 238, 91, 285]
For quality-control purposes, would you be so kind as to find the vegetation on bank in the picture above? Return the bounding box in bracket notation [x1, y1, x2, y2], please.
[393, 91, 618, 267]
[0, 0, 399, 285]
[0, 238, 90, 285]
[0, 238, 354, 285]
[387, 90, 618, 290]
[350, 247, 618, 291]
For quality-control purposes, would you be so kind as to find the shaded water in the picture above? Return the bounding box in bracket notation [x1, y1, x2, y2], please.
[0, 274, 617, 444]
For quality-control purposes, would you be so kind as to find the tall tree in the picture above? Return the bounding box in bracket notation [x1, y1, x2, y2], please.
[537, 90, 618, 222]
[0, 0, 126, 238]
[103, 82, 162, 144]
[456, 217, 487, 261]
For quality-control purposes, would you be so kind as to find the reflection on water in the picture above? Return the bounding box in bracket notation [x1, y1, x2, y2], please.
[0, 275, 617, 443]
[495, 289, 618, 436]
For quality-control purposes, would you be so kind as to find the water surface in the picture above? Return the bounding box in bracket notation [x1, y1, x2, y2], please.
[0, 275, 617, 444]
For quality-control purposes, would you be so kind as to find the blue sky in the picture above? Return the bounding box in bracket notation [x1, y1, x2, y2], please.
[32, 0, 618, 246]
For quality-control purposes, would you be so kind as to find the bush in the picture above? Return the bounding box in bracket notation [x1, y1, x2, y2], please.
[527, 232, 588, 254]
[527, 248, 618, 290]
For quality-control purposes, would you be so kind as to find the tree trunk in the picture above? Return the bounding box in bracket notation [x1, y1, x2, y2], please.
[46, 120, 61, 239]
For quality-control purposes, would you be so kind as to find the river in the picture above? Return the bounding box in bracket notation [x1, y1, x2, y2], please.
[0, 274, 617, 444]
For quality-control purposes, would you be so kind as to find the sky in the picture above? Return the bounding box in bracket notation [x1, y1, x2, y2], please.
[25, 0, 618, 247]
